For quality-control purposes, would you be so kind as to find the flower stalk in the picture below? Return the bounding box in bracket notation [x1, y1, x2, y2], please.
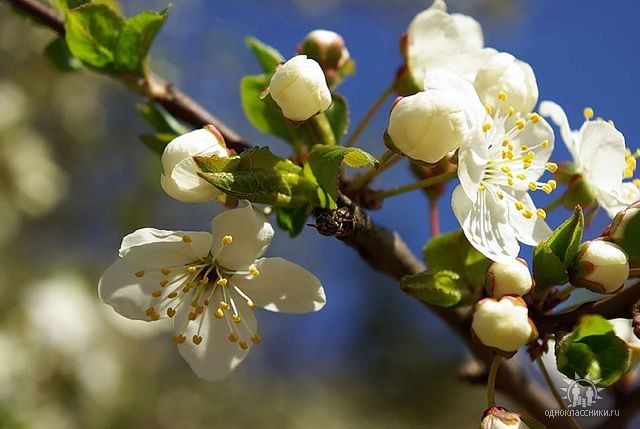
[486, 355, 503, 407]
[376, 170, 457, 200]
[344, 83, 394, 147]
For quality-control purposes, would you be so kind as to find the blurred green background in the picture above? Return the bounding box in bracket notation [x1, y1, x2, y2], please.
[1, 0, 639, 427]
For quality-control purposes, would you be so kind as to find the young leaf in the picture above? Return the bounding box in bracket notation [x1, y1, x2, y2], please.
[400, 270, 469, 307]
[114, 8, 169, 74]
[245, 36, 284, 73]
[44, 37, 82, 72]
[137, 102, 186, 135]
[304, 146, 376, 209]
[277, 205, 313, 238]
[556, 315, 631, 386]
[64, 4, 124, 69]
[198, 170, 316, 208]
[533, 243, 569, 288]
[139, 132, 177, 156]
[546, 206, 584, 267]
[323, 93, 349, 144]
[240, 74, 294, 142]
[423, 230, 491, 288]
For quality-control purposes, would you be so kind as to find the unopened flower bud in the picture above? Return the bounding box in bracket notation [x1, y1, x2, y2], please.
[474, 52, 538, 114]
[481, 407, 526, 429]
[160, 127, 228, 203]
[387, 90, 470, 164]
[610, 201, 640, 248]
[269, 55, 332, 122]
[570, 240, 629, 294]
[486, 258, 533, 298]
[298, 30, 352, 86]
[472, 296, 535, 353]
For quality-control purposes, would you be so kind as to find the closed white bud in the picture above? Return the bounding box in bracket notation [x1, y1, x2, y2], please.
[486, 258, 533, 298]
[610, 201, 640, 246]
[481, 407, 526, 429]
[387, 91, 470, 163]
[160, 127, 228, 203]
[570, 240, 629, 294]
[298, 30, 351, 86]
[472, 296, 535, 353]
[474, 52, 538, 114]
[269, 55, 332, 122]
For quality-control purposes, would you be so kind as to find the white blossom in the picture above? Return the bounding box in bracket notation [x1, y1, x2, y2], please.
[486, 258, 533, 298]
[269, 55, 332, 121]
[472, 296, 535, 353]
[570, 240, 629, 294]
[160, 127, 228, 203]
[539, 101, 640, 217]
[99, 202, 326, 380]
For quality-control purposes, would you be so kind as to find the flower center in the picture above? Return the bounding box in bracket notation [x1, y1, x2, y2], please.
[139, 234, 262, 351]
[477, 91, 557, 220]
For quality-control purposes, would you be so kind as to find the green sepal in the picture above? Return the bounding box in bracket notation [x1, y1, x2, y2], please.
[323, 93, 349, 144]
[303, 145, 376, 209]
[245, 36, 284, 73]
[400, 270, 469, 307]
[139, 132, 177, 156]
[533, 206, 584, 288]
[423, 230, 491, 289]
[556, 315, 631, 386]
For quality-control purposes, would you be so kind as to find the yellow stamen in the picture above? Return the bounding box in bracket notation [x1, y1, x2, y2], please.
[496, 191, 504, 200]
[515, 119, 526, 130]
[182, 235, 192, 243]
[498, 91, 507, 101]
[583, 107, 594, 120]
[483, 123, 492, 132]
[220, 301, 230, 311]
[221, 235, 233, 245]
[251, 334, 263, 344]
[168, 292, 178, 299]
[192, 335, 202, 345]
[517, 173, 526, 180]
[167, 308, 176, 318]
[172, 335, 186, 345]
[522, 209, 533, 219]
[187, 266, 198, 274]
[521, 145, 529, 151]
[548, 180, 557, 190]
[502, 139, 510, 147]
[508, 107, 515, 117]
[160, 268, 171, 276]
[239, 341, 248, 350]
[159, 279, 169, 287]
[529, 113, 540, 123]
[188, 312, 197, 321]
[135, 271, 145, 278]
[228, 333, 238, 342]
[541, 139, 549, 149]
[247, 299, 256, 308]
[232, 314, 242, 324]
[528, 182, 537, 191]
[545, 162, 558, 173]
[515, 201, 524, 211]
[216, 278, 228, 287]
[485, 103, 493, 115]
[536, 209, 547, 220]
[542, 185, 553, 194]
[151, 290, 162, 298]
[214, 308, 224, 319]
[250, 267, 260, 277]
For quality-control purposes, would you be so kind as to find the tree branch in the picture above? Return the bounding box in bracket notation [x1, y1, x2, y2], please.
[4, 0, 560, 424]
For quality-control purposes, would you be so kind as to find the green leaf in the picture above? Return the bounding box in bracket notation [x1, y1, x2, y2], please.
[323, 94, 349, 144]
[400, 270, 469, 307]
[137, 102, 186, 135]
[245, 36, 284, 73]
[546, 206, 584, 267]
[423, 230, 491, 288]
[277, 205, 313, 237]
[64, 4, 124, 70]
[114, 8, 169, 74]
[44, 37, 82, 72]
[532, 207, 583, 288]
[240, 74, 295, 142]
[533, 243, 569, 288]
[556, 315, 631, 386]
[304, 145, 376, 209]
[199, 170, 316, 208]
[139, 132, 176, 156]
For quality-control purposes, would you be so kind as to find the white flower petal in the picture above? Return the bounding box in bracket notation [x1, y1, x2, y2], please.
[161, 129, 227, 173]
[211, 203, 274, 271]
[598, 182, 640, 218]
[119, 228, 212, 267]
[539, 101, 578, 159]
[232, 257, 326, 313]
[161, 157, 220, 203]
[506, 192, 552, 246]
[457, 133, 490, 198]
[174, 289, 257, 381]
[451, 185, 519, 263]
[423, 69, 487, 126]
[578, 121, 626, 195]
[99, 258, 183, 320]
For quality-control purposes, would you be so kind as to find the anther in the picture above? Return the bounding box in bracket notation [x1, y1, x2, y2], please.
[485, 103, 493, 115]
[135, 271, 145, 278]
[188, 312, 197, 321]
[160, 279, 169, 287]
[167, 308, 176, 317]
[228, 333, 238, 342]
[541, 139, 549, 149]
[196, 306, 204, 315]
[583, 107, 594, 120]
[515, 119, 526, 130]
[548, 180, 557, 190]
[172, 335, 186, 345]
[247, 299, 256, 308]
[529, 113, 540, 123]
[216, 278, 228, 287]
[251, 334, 263, 344]
[479, 184, 486, 191]
[220, 301, 230, 311]
[221, 235, 233, 245]
[187, 266, 198, 274]
[521, 145, 529, 151]
[482, 123, 492, 132]
[151, 290, 162, 298]
[502, 139, 510, 147]
[517, 173, 526, 180]
[536, 209, 547, 220]
[515, 201, 524, 211]
[250, 267, 260, 277]
[528, 182, 537, 191]
[160, 268, 171, 276]
[522, 209, 533, 219]
[200, 277, 209, 285]
[545, 162, 558, 173]
[508, 107, 515, 117]
[192, 335, 202, 345]
[214, 308, 224, 319]
[232, 314, 242, 323]
[168, 292, 178, 299]
[182, 235, 192, 243]
[498, 91, 507, 101]
[542, 184, 553, 194]
[239, 341, 249, 350]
